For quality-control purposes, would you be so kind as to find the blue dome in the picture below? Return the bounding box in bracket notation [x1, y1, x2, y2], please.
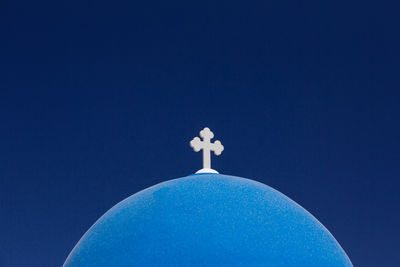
[64, 174, 352, 266]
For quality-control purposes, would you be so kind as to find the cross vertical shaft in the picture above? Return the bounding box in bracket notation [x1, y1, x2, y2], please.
[202, 135, 211, 169]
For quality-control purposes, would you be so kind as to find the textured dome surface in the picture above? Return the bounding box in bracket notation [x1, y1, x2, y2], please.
[64, 174, 352, 266]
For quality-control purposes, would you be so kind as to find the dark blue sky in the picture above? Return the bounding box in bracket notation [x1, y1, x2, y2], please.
[1, 1, 399, 266]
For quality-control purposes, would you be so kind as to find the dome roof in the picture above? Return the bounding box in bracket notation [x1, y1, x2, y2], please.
[64, 174, 352, 266]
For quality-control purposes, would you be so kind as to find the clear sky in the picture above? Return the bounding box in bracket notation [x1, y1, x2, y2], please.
[0, 1, 399, 266]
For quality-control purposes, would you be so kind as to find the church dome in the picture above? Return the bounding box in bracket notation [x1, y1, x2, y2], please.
[64, 173, 352, 266]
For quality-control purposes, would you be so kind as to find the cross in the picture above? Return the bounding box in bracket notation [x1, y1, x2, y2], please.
[190, 127, 224, 174]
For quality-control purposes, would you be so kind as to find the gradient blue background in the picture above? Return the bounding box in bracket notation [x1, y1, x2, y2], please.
[0, 1, 399, 266]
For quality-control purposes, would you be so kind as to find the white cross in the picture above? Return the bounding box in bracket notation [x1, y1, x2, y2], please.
[190, 127, 224, 174]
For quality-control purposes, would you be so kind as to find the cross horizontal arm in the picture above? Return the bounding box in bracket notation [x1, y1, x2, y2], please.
[211, 140, 224, 155]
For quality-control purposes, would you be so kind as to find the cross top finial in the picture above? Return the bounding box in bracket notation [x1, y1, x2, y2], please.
[190, 127, 224, 174]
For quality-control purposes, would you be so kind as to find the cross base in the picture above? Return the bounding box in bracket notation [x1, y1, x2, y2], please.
[195, 168, 219, 174]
